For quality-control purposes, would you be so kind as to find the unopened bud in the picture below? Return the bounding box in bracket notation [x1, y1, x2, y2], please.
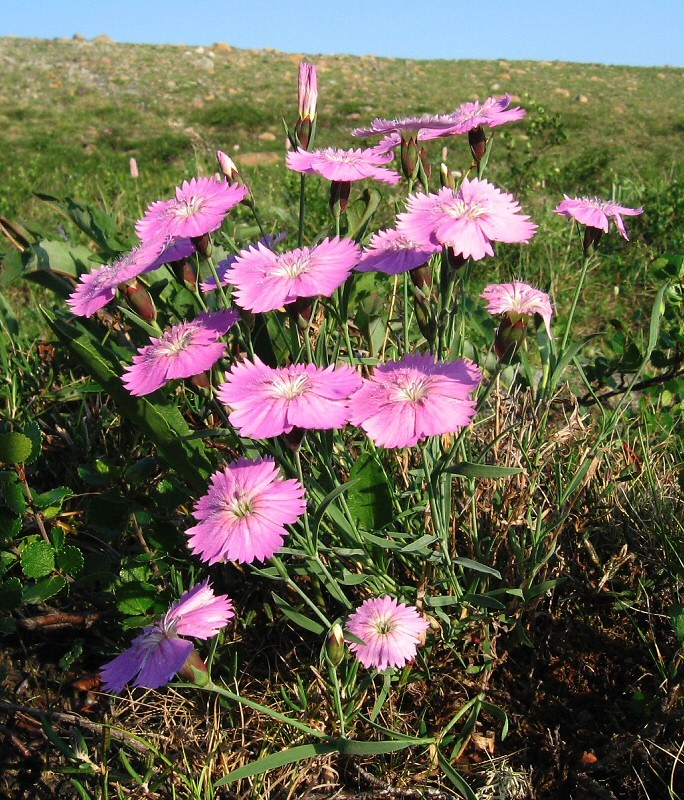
[188, 371, 211, 391]
[409, 263, 432, 297]
[494, 315, 527, 361]
[446, 247, 467, 271]
[583, 226, 603, 254]
[286, 295, 315, 329]
[191, 234, 212, 259]
[468, 125, 487, 164]
[179, 648, 210, 686]
[282, 426, 306, 452]
[129, 157, 139, 179]
[172, 258, 198, 290]
[216, 150, 239, 181]
[440, 163, 456, 190]
[400, 135, 419, 182]
[122, 279, 156, 322]
[326, 623, 345, 667]
[329, 180, 351, 217]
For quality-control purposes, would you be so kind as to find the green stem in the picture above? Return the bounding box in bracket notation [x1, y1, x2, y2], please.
[560, 253, 591, 353]
[298, 174, 307, 247]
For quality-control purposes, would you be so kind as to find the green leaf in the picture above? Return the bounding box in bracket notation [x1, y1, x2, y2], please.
[453, 557, 502, 579]
[670, 603, 684, 645]
[41, 309, 214, 492]
[116, 581, 157, 616]
[23, 575, 67, 604]
[0, 432, 33, 465]
[21, 541, 56, 579]
[33, 487, 73, 510]
[448, 462, 524, 479]
[0, 473, 26, 515]
[346, 454, 393, 531]
[215, 738, 427, 787]
[310, 478, 360, 538]
[436, 750, 477, 800]
[57, 545, 84, 577]
[20, 419, 42, 464]
[402, 534, 439, 553]
[0, 577, 22, 610]
[272, 593, 325, 635]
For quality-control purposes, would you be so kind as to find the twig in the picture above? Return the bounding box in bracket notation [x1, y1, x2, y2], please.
[0, 702, 149, 755]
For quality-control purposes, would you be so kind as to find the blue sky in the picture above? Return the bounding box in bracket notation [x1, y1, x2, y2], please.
[2, 0, 682, 67]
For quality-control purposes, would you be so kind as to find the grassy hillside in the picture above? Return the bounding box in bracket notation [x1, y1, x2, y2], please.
[1, 35, 682, 224]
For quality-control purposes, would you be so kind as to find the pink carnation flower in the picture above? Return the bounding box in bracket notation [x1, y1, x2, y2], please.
[355, 228, 440, 275]
[353, 115, 458, 142]
[286, 147, 401, 185]
[553, 195, 644, 240]
[218, 357, 362, 439]
[226, 237, 360, 313]
[122, 309, 239, 396]
[346, 596, 429, 671]
[347, 352, 481, 449]
[67, 236, 194, 318]
[100, 579, 234, 692]
[136, 176, 248, 242]
[446, 95, 526, 133]
[200, 232, 288, 293]
[185, 458, 306, 564]
[396, 179, 538, 261]
[481, 280, 553, 337]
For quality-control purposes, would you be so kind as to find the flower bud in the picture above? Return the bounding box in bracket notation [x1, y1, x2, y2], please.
[583, 226, 603, 254]
[409, 263, 432, 297]
[178, 648, 210, 687]
[216, 150, 239, 182]
[446, 247, 467, 271]
[468, 125, 487, 164]
[129, 157, 139, 179]
[326, 622, 345, 667]
[400, 135, 419, 182]
[439, 163, 456, 190]
[296, 62, 318, 150]
[329, 180, 352, 218]
[172, 257, 198, 290]
[286, 295, 315, 329]
[494, 315, 527, 361]
[188, 371, 211, 391]
[191, 234, 212, 260]
[282, 426, 306, 453]
[121, 279, 156, 322]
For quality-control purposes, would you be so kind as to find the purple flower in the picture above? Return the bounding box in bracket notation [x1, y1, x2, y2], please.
[122, 309, 239, 396]
[286, 147, 401, 185]
[226, 237, 360, 313]
[355, 228, 440, 275]
[346, 596, 429, 671]
[186, 458, 306, 564]
[135, 176, 248, 243]
[554, 195, 644, 241]
[353, 115, 458, 142]
[67, 236, 193, 318]
[347, 353, 481, 449]
[446, 95, 526, 134]
[397, 179, 538, 261]
[218, 357, 362, 439]
[200, 233, 288, 293]
[481, 281, 553, 338]
[100, 579, 234, 693]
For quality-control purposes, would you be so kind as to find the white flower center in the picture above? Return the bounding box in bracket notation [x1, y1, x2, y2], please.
[391, 374, 428, 404]
[444, 198, 487, 220]
[161, 329, 193, 356]
[372, 612, 396, 636]
[227, 490, 255, 519]
[271, 253, 311, 279]
[173, 195, 205, 218]
[270, 373, 310, 399]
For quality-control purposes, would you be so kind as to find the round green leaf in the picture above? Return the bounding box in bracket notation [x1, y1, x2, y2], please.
[21, 540, 56, 579]
[0, 433, 34, 465]
[57, 545, 84, 578]
[0, 578, 23, 610]
[23, 576, 67, 604]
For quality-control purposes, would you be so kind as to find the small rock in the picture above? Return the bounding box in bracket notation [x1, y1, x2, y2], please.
[347, 112, 361, 120]
[195, 57, 215, 71]
[72, 33, 87, 42]
[577, 94, 589, 103]
[92, 34, 113, 44]
[195, 46, 205, 54]
[258, 131, 277, 142]
[554, 87, 570, 97]
[510, 94, 521, 102]
[212, 42, 233, 54]
[490, 82, 501, 91]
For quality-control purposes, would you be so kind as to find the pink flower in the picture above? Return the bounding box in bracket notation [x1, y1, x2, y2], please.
[355, 228, 440, 275]
[67, 236, 194, 318]
[481, 281, 553, 337]
[225, 237, 360, 313]
[446, 95, 526, 133]
[346, 596, 429, 671]
[353, 115, 458, 142]
[122, 309, 239, 396]
[396, 179, 538, 261]
[135, 177, 248, 243]
[100, 579, 234, 692]
[286, 147, 401, 185]
[553, 195, 644, 241]
[218, 357, 362, 439]
[347, 352, 481, 449]
[298, 62, 318, 122]
[185, 458, 306, 564]
[200, 233, 288, 293]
